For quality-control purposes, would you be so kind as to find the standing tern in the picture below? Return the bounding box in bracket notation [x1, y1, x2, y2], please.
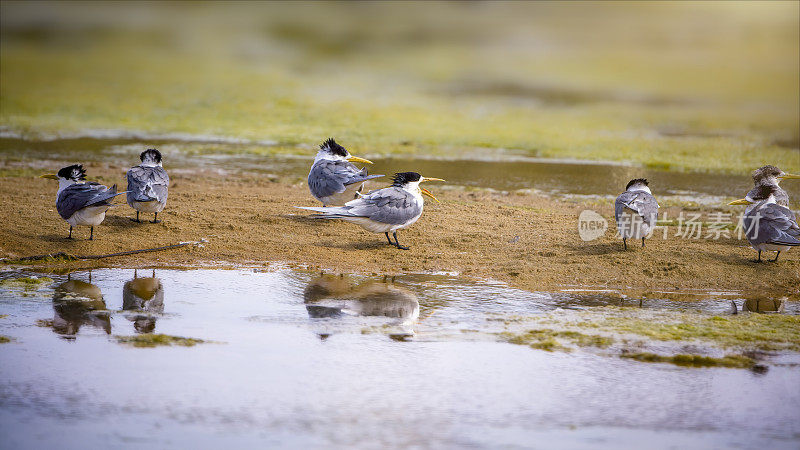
[308, 138, 384, 206]
[297, 172, 444, 250]
[748, 165, 799, 208]
[614, 178, 659, 250]
[728, 184, 800, 262]
[127, 148, 170, 223]
[40, 164, 125, 240]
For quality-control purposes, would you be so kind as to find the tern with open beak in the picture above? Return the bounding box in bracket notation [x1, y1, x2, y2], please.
[127, 148, 170, 223]
[296, 172, 444, 250]
[40, 164, 126, 240]
[614, 178, 659, 250]
[728, 184, 800, 262]
[747, 165, 800, 208]
[308, 138, 384, 206]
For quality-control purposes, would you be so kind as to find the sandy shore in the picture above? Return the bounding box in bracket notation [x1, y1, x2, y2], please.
[1, 165, 798, 296]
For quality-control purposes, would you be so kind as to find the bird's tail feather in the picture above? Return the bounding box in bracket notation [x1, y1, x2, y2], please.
[295, 206, 353, 217]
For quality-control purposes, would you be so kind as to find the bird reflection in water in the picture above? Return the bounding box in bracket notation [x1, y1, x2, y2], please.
[741, 298, 785, 313]
[122, 269, 164, 333]
[303, 274, 420, 339]
[51, 272, 110, 338]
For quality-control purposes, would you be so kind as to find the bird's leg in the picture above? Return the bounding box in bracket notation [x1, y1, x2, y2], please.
[623, 238, 627, 250]
[131, 211, 140, 223]
[773, 251, 781, 262]
[151, 212, 160, 224]
[393, 231, 409, 250]
[89, 226, 94, 240]
[757, 250, 762, 262]
[67, 226, 73, 239]
[641, 237, 645, 248]
[385, 232, 394, 246]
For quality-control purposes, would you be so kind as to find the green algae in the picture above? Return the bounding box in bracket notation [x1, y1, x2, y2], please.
[502, 329, 614, 352]
[115, 334, 205, 348]
[0, 276, 54, 290]
[596, 313, 800, 351]
[620, 352, 754, 369]
[0, 335, 12, 344]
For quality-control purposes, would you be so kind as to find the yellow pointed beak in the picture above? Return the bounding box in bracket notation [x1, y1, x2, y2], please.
[728, 198, 752, 205]
[420, 177, 445, 183]
[778, 173, 800, 180]
[40, 173, 59, 180]
[420, 187, 440, 203]
[346, 156, 373, 165]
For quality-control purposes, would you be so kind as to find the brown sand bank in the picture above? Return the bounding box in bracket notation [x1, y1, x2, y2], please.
[1, 166, 798, 296]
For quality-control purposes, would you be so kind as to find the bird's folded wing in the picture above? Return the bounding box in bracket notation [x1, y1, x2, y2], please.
[757, 223, 800, 246]
[127, 166, 169, 202]
[57, 183, 123, 219]
[757, 204, 800, 234]
[309, 160, 382, 198]
[348, 187, 421, 225]
[614, 192, 658, 224]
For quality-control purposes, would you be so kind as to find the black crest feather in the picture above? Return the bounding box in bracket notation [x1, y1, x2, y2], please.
[625, 178, 649, 191]
[140, 148, 162, 163]
[320, 138, 348, 157]
[57, 164, 87, 181]
[392, 172, 422, 186]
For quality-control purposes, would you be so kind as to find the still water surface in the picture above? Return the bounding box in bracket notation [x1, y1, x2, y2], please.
[1, 268, 798, 449]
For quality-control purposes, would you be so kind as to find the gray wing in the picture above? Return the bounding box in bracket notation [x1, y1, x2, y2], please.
[308, 160, 383, 200]
[744, 203, 800, 245]
[615, 191, 659, 226]
[57, 183, 120, 220]
[347, 187, 422, 225]
[127, 166, 169, 203]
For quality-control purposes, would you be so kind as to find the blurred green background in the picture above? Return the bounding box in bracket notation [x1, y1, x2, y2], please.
[1, 1, 798, 173]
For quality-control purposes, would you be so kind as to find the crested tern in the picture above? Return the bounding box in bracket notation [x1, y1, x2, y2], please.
[127, 148, 170, 223]
[728, 183, 800, 262]
[747, 165, 799, 208]
[40, 164, 125, 240]
[614, 178, 659, 250]
[297, 171, 444, 250]
[308, 138, 384, 206]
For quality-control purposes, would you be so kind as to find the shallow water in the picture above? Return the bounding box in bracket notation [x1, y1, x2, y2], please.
[1, 268, 799, 449]
[3, 136, 799, 207]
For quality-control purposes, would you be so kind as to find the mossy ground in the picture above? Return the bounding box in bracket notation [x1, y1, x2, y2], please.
[596, 311, 800, 351]
[502, 306, 800, 368]
[115, 334, 205, 348]
[0, 276, 54, 290]
[1, 2, 797, 174]
[502, 329, 614, 352]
